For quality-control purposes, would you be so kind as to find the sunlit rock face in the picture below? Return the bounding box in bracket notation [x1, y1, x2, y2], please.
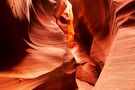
[93, 0, 135, 90]
[71, 1, 135, 89]
[0, 0, 135, 90]
[0, 0, 76, 89]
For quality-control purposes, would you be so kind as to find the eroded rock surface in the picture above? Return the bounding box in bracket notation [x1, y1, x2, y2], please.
[0, 0, 134, 90]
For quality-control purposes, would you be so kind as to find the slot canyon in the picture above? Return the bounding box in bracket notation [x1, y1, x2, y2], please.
[0, 0, 135, 90]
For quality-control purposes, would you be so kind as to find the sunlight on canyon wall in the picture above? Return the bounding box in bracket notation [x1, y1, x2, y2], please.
[0, 0, 135, 90]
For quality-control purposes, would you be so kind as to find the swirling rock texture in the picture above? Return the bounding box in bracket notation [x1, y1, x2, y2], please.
[0, 0, 135, 90]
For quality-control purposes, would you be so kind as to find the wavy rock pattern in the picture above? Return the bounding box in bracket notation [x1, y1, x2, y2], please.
[0, 0, 134, 90]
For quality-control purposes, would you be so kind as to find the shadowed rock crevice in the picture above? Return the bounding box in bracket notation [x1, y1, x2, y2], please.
[0, 0, 29, 71]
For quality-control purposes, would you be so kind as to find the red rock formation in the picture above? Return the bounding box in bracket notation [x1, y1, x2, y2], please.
[0, 0, 135, 90]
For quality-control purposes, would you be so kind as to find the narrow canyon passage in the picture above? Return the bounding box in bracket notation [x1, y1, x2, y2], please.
[0, 0, 135, 90]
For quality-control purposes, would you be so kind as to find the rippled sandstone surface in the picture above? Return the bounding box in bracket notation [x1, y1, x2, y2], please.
[0, 0, 135, 90]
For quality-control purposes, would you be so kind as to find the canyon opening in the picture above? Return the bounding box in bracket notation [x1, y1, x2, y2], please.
[0, 0, 135, 90]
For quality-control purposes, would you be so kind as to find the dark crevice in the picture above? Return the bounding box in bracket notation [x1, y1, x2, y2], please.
[116, 1, 135, 17]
